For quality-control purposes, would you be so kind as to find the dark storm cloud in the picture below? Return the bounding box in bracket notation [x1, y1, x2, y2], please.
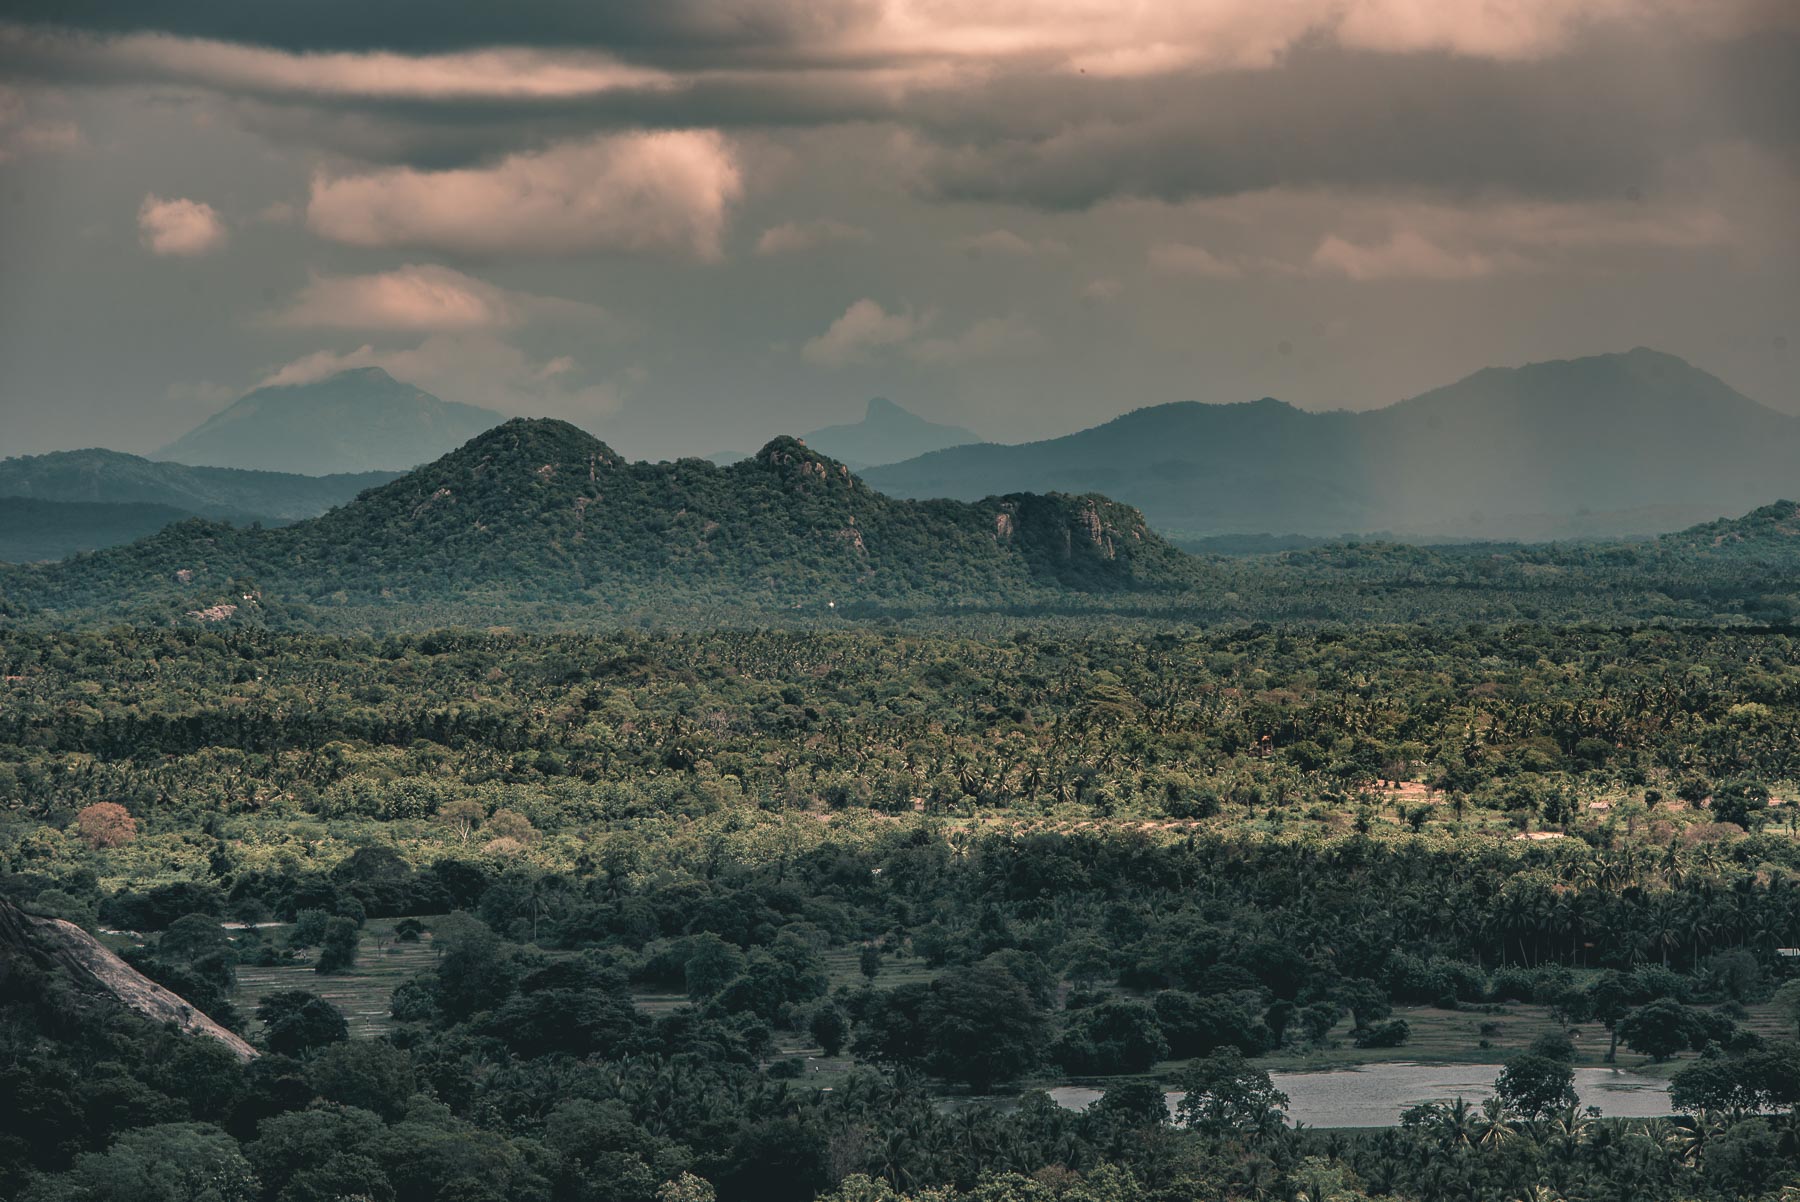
[5, 9, 1793, 202]
[184, 76, 907, 170]
[0, 2, 868, 58]
[911, 38, 1800, 208]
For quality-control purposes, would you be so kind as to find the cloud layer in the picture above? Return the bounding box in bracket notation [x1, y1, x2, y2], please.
[268, 265, 611, 331]
[802, 300, 1044, 368]
[755, 219, 870, 256]
[306, 131, 742, 259]
[258, 334, 629, 422]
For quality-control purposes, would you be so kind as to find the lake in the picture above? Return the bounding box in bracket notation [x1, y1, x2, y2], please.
[1045, 1062, 1673, 1128]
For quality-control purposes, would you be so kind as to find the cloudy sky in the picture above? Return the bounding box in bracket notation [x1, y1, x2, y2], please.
[1, 1, 1796, 461]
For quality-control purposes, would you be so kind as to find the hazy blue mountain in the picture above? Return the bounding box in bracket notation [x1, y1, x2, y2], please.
[157, 367, 505, 475]
[4, 419, 1199, 619]
[0, 448, 399, 561]
[0, 447, 396, 522]
[800, 397, 978, 469]
[863, 350, 1800, 540]
[0, 498, 198, 563]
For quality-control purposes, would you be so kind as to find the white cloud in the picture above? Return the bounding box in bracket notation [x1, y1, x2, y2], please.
[802, 299, 1043, 368]
[802, 298, 928, 363]
[267, 264, 610, 332]
[256, 334, 627, 422]
[1309, 231, 1510, 280]
[802, 299, 930, 366]
[1130, 187, 1742, 283]
[137, 194, 227, 256]
[1082, 278, 1124, 303]
[956, 229, 1068, 258]
[307, 131, 743, 260]
[1331, 0, 1643, 61]
[0, 85, 81, 163]
[1148, 241, 1244, 278]
[852, 1, 1770, 80]
[912, 314, 1047, 365]
[755, 219, 870, 256]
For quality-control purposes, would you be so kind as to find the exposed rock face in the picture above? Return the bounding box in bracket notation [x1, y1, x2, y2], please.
[1076, 500, 1116, 560]
[0, 900, 257, 1061]
[836, 515, 867, 553]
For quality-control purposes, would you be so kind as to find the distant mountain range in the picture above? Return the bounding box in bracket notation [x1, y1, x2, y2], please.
[0, 449, 397, 562]
[11, 348, 1796, 569]
[157, 368, 505, 476]
[0, 499, 196, 564]
[0, 448, 396, 520]
[0, 448, 394, 565]
[711, 396, 978, 470]
[864, 349, 1799, 540]
[3, 419, 1192, 619]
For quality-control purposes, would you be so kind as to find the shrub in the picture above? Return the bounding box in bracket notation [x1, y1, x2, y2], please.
[1352, 1019, 1411, 1049]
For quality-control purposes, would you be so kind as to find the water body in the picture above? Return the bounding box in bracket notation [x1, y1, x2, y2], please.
[1046, 1062, 1672, 1128]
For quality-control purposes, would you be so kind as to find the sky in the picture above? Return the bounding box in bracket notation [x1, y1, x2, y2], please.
[0, 1, 1796, 463]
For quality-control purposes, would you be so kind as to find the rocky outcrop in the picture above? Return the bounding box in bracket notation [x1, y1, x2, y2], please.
[756, 437, 857, 488]
[0, 899, 257, 1061]
[1075, 500, 1116, 560]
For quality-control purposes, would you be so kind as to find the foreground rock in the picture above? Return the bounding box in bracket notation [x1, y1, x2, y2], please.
[0, 898, 256, 1061]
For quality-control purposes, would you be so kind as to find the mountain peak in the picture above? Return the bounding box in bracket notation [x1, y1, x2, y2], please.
[248, 366, 412, 399]
[1398, 347, 1771, 422]
[865, 396, 906, 419]
[157, 370, 506, 475]
[433, 417, 624, 475]
[330, 365, 400, 385]
[473, 416, 610, 452]
[801, 398, 979, 469]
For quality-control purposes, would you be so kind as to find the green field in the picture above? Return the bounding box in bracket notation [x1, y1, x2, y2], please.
[227, 918, 440, 1038]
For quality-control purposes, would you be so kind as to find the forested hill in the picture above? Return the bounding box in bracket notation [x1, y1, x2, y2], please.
[0, 419, 1200, 623]
[1657, 500, 1800, 559]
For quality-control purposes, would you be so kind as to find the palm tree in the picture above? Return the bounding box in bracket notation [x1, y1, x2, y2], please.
[1432, 1096, 1483, 1151]
[1478, 1096, 1520, 1149]
[1666, 1110, 1726, 1167]
[1539, 1105, 1593, 1164]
